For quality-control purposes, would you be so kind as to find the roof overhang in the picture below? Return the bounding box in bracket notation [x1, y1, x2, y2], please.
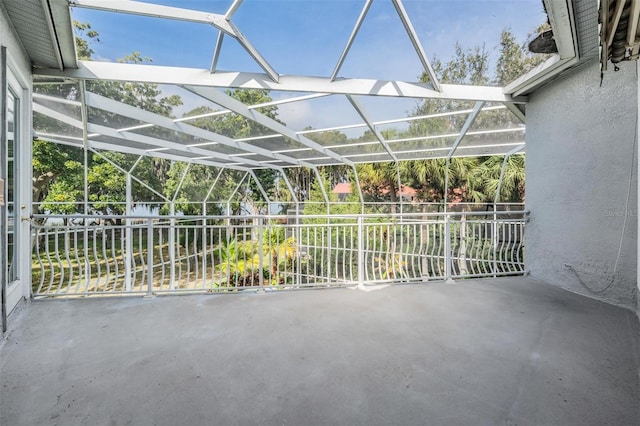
[1, 0, 77, 70]
[505, 0, 582, 97]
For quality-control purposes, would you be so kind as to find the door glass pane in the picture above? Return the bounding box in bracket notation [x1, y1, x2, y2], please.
[6, 90, 17, 283]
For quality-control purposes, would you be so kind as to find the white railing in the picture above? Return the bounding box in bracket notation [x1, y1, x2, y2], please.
[31, 211, 528, 297]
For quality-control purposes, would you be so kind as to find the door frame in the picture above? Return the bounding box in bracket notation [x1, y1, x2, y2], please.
[2, 46, 31, 331]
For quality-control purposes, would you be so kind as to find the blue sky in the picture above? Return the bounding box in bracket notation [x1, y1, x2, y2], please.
[71, 0, 546, 134]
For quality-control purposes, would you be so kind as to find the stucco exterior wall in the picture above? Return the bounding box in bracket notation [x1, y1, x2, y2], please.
[526, 59, 638, 311]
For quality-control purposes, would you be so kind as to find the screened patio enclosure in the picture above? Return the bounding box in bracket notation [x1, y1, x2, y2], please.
[21, 0, 561, 297]
[5, 2, 640, 424]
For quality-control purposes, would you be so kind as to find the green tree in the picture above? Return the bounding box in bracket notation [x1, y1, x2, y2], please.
[476, 155, 525, 202]
[168, 89, 285, 215]
[163, 163, 226, 215]
[34, 22, 183, 216]
[496, 27, 552, 85]
[33, 140, 82, 211]
[406, 43, 490, 206]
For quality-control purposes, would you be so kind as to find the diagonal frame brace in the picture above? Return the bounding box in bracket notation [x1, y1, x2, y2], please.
[87, 122, 263, 168]
[33, 98, 268, 169]
[391, 0, 441, 92]
[249, 170, 271, 205]
[446, 101, 485, 160]
[503, 102, 525, 124]
[69, 0, 279, 82]
[210, 31, 225, 73]
[184, 85, 354, 167]
[346, 94, 398, 163]
[225, 0, 244, 20]
[331, 0, 373, 81]
[85, 91, 316, 168]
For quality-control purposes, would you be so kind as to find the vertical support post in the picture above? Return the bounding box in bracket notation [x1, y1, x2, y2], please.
[312, 167, 331, 285]
[395, 161, 403, 217]
[169, 202, 176, 290]
[226, 209, 231, 287]
[295, 202, 303, 287]
[444, 214, 455, 284]
[492, 146, 523, 277]
[202, 201, 207, 289]
[443, 159, 450, 281]
[210, 32, 225, 73]
[443, 158, 450, 214]
[351, 164, 365, 215]
[226, 201, 232, 285]
[395, 162, 404, 278]
[144, 217, 155, 298]
[80, 82, 90, 293]
[258, 217, 264, 291]
[492, 204, 498, 277]
[124, 173, 133, 292]
[357, 215, 364, 288]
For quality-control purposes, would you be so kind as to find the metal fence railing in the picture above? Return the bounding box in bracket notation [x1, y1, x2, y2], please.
[31, 211, 528, 297]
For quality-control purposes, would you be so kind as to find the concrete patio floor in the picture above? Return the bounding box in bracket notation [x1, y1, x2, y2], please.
[1, 277, 639, 426]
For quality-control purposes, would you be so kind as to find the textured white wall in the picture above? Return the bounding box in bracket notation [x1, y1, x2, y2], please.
[526, 59, 638, 311]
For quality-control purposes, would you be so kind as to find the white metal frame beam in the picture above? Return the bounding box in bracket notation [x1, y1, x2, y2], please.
[391, 0, 441, 92]
[211, 31, 225, 73]
[91, 148, 170, 202]
[204, 104, 512, 145]
[70, 0, 234, 30]
[503, 102, 525, 123]
[84, 91, 316, 168]
[33, 96, 270, 168]
[331, 0, 373, 82]
[183, 85, 355, 166]
[446, 101, 485, 160]
[33, 95, 311, 171]
[322, 127, 525, 151]
[35, 62, 526, 103]
[249, 170, 272, 204]
[204, 169, 225, 203]
[299, 105, 509, 136]
[295, 141, 525, 165]
[88, 122, 255, 167]
[225, 0, 243, 20]
[278, 171, 299, 205]
[346, 95, 398, 162]
[69, 0, 279, 81]
[36, 130, 250, 171]
[227, 172, 249, 204]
